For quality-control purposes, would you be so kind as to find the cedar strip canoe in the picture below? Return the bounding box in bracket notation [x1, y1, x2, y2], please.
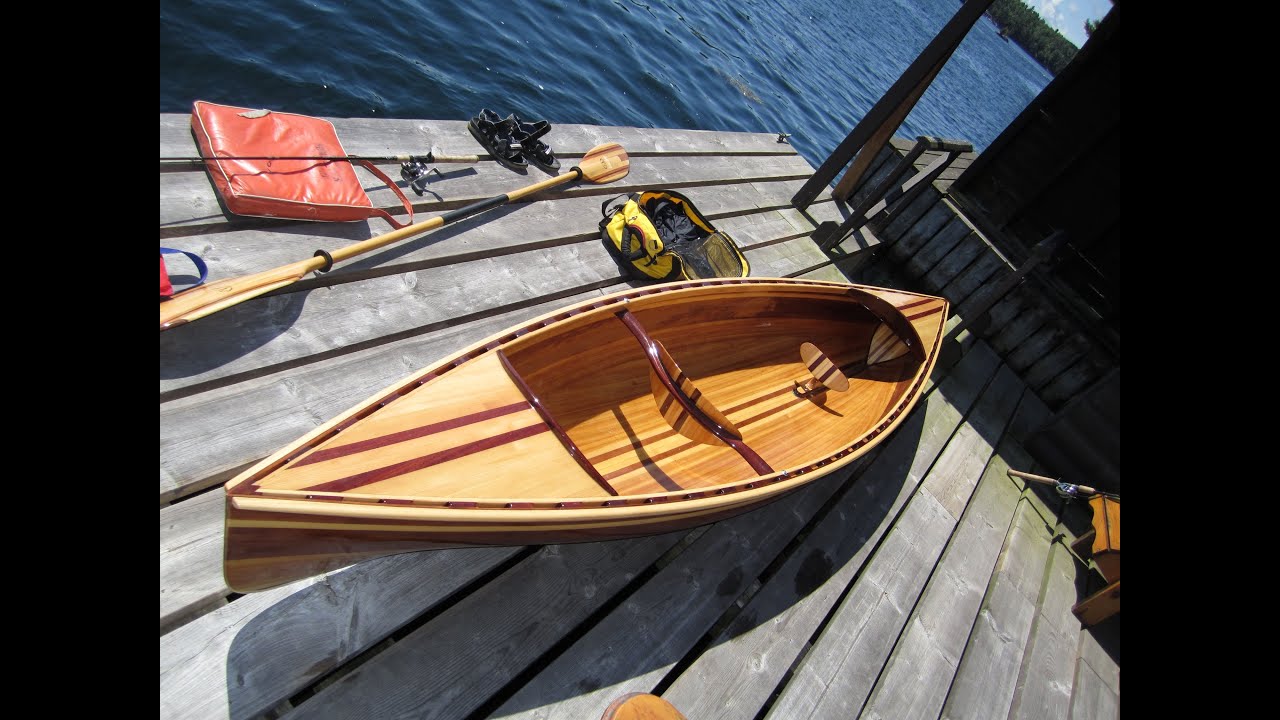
[223, 278, 948, 592]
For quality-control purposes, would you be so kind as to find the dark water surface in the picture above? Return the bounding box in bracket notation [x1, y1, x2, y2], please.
[160, 0, 1053, 169]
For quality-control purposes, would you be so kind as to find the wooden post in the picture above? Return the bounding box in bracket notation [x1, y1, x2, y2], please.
[792, 0, 995, 210]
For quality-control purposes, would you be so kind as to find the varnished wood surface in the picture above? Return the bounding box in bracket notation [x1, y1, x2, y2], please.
[160, 114, 1116, 719]
[220, 279, 947, 592]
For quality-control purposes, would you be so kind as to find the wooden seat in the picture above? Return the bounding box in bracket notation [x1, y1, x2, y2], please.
[1071, 494, 1119, 626]
[796, 341, 850, 397]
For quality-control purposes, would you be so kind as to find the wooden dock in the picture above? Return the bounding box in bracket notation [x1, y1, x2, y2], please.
[160, 114, 1119, 719]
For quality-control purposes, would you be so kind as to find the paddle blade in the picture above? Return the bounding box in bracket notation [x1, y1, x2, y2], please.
[576, 143, 629, 184]
[159, 257, 320, 331]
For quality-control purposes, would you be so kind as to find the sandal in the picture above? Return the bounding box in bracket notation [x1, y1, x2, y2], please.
[511, 113, 561, 173]
[468, 108, 527, 171]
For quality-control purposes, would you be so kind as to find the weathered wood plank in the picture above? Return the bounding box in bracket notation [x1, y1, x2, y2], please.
[282, 534, 687, 720]
[158, 238, 628, 396]
[160, 152, 816, 231]
[881, 196, 954, 263]
[159, 177, 815, 301]
[161, 114, 801, 160]
[923, 233, 986, 298]
[1007, 324, 1067, 374]
[1039, 356, 1105, 409]
[487, 453, 877, 720]
[159, 197, 830, 401]
[939, 495, 1055, 720]
[859, 394, 1044, 720]
[763, 364, 1024, 720]
[876, 187, 944, 245]
[1067, 627, 1120, 720]
[990, 300, 1048, 358]
[902, 218, 971, 280]
[1004, 378, 1052, 448]
[159, 546, 523, 720]
[1007, 533, 1085, 720]
[1024, 334, 1089, 391]
[940, 248, 1008, 309]
[160, 490, 229, 633]
[844, 146, 902, 210]
[661, 343, 1003, 720]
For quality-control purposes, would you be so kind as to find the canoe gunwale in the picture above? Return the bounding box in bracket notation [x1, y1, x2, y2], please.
[224, 278, 947, 512]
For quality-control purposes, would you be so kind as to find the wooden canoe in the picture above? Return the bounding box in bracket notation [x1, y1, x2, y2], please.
[223, 277, 948, 592]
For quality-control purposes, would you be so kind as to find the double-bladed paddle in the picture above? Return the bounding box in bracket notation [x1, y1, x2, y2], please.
[160, 142, 630, 331]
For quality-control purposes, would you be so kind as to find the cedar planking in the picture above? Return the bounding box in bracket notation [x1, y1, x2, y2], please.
[222, 277, 948, 592]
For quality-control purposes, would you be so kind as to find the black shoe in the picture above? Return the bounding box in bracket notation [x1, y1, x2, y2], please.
[511, 113, 560, 173]
[468, 108, 528, 171]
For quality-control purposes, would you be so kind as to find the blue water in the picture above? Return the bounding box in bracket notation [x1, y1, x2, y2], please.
[159, 0, 1053, 169]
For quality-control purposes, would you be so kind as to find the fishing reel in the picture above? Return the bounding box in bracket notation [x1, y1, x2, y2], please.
[399, 155, 441, 196]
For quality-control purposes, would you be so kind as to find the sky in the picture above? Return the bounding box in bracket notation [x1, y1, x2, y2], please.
[1035, 0, 1113, 47]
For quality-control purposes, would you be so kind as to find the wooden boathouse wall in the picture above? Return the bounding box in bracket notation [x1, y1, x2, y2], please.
[817, 8, 1122, 492]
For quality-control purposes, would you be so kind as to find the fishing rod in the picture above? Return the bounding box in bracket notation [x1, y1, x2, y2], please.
[160, 149, 485, 195]
[1007, 469, 1119, 500]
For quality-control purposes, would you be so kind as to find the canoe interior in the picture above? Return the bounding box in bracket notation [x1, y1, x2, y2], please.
[237, 281, 941, 505]
[506, 292, 917, 495]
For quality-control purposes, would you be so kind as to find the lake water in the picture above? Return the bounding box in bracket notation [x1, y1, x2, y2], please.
[160, 0, 1054, 169]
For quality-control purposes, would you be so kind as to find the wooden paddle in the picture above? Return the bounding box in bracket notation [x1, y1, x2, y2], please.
[160, 142, 630, 331]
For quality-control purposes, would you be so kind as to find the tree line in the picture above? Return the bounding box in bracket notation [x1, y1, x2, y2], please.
[986, 0, 1082, 75]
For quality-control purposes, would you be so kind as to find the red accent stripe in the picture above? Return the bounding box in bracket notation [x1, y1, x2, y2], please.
[816, 363, 839, 383]
[293, 402, 531, 467]
[302, 423, 546, 493]
[896, 297, 936, 311]
[905, 304, 943, 321]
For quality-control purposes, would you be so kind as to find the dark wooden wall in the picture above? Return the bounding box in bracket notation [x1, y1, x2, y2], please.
[949, 4, 1122, 361]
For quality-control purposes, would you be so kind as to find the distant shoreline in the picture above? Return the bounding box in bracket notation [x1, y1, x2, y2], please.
[985, 0, 1081, 75]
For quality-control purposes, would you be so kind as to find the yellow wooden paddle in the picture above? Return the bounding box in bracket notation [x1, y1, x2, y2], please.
[160, 142, 630, 331]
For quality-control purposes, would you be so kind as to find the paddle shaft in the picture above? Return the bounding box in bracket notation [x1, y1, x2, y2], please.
[160, 142, 628, 331]
[329, 170, 578, 263]
[160, 169, 579, 330]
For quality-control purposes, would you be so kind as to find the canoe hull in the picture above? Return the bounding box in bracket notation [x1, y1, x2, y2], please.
[224, 277, 948, 592]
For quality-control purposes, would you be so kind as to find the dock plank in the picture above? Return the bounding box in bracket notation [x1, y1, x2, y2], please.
[159, 546, 523, 720]
[282, 534, 687, 720]
[160, 152, 816, 231]
[858, 396, 1042, 720]
[902, 220, 971, 281]
[661, 343, 1002, 720]
[882, 196, 954, 262]
[939, 496, 1057, 720]
[940, 248, 1007, 308]
[160, 489, 228, 633]
[1007, 532, 1085, 720]
[486, 453, 878, 720]
[762, 363, 1023, 720]
[161, 114, 801, 159]
[1068, 629, 1120, 720]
